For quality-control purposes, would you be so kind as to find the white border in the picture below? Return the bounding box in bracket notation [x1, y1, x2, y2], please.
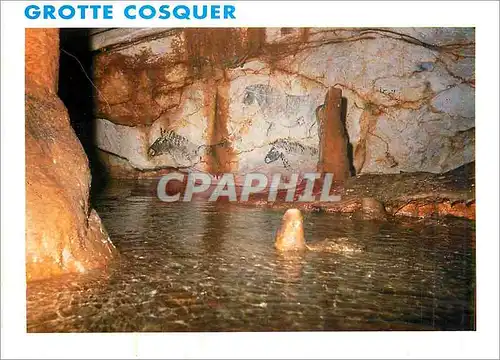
[2, 1, 499, 359]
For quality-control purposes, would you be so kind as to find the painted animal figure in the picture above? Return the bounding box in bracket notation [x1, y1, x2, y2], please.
[264, 138, 318, 170]
[148, 128, 193, 159]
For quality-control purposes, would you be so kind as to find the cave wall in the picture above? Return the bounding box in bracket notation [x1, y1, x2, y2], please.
[25, 29, 116, 282]
[92, 28, 475, 179]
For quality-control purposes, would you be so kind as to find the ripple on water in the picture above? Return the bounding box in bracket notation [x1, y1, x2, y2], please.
[27, 188, 475, 332]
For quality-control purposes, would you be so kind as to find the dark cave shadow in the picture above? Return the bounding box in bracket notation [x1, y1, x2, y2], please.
[341, 96, 356, 176]
[58, 29, 110, 204]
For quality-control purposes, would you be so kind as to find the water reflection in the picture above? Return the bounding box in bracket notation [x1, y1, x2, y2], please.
[201, 203, 231, 253]
[26, 183, 475, 332]
[275, 251, 307, 282]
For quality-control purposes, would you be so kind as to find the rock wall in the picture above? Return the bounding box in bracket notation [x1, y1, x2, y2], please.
[25, 29, 116, 282]
[92, 28, 475, 179]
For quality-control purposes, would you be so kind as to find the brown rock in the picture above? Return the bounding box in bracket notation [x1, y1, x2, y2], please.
[25, 29, 116, 282]
[394, 200, 475, 220]
[94, 54, 167, 126]
[317, 87, 351, 184]
[25, 28, 59, 93]
[153, 88, 182, 111]
[163, 63, 190, 87]
[99, 67, 131, 105]
[361, 197, 388, 221]
[275, 209, 306, 251]
[92, 28, 267, 127]
[273, 209, 364, 254]
[437, 201, 475, 220]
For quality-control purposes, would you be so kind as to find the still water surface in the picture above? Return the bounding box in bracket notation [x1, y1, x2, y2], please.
[27, 182, 475, 332]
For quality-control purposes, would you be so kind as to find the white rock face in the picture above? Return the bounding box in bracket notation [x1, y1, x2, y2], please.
[227, 66, 325, 177]
[93, 27, 475, 177]
[95, 118, 150, 169]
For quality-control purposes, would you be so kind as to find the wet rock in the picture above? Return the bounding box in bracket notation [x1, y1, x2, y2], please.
[25, 29, 116, 282]
[274, 209, 364, 253]
[393, 199, 475, 220]
[96, 149, 179, 179]
[275, 209, 306, 251]
[242, 162, 475, 221]
[360, 197, 388, 221]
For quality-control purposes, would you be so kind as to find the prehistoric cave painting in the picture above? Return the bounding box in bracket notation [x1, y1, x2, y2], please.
[264, 145, 291, 169]
[148, 83, 322, 172]
[148, 127, 232, 167]
[264, 138, 319, 170]
[241, 83, 319, 139]
[242, 84, 273, 108]
[285, 94, 309, 115]
[148, 128, 198, 162]
[281, 115, 307, 129]
[271, 138, 319, 156]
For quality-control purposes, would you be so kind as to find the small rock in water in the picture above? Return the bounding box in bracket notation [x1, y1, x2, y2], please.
[361, 197, 388, 221]
[274, 209, 306, 252]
